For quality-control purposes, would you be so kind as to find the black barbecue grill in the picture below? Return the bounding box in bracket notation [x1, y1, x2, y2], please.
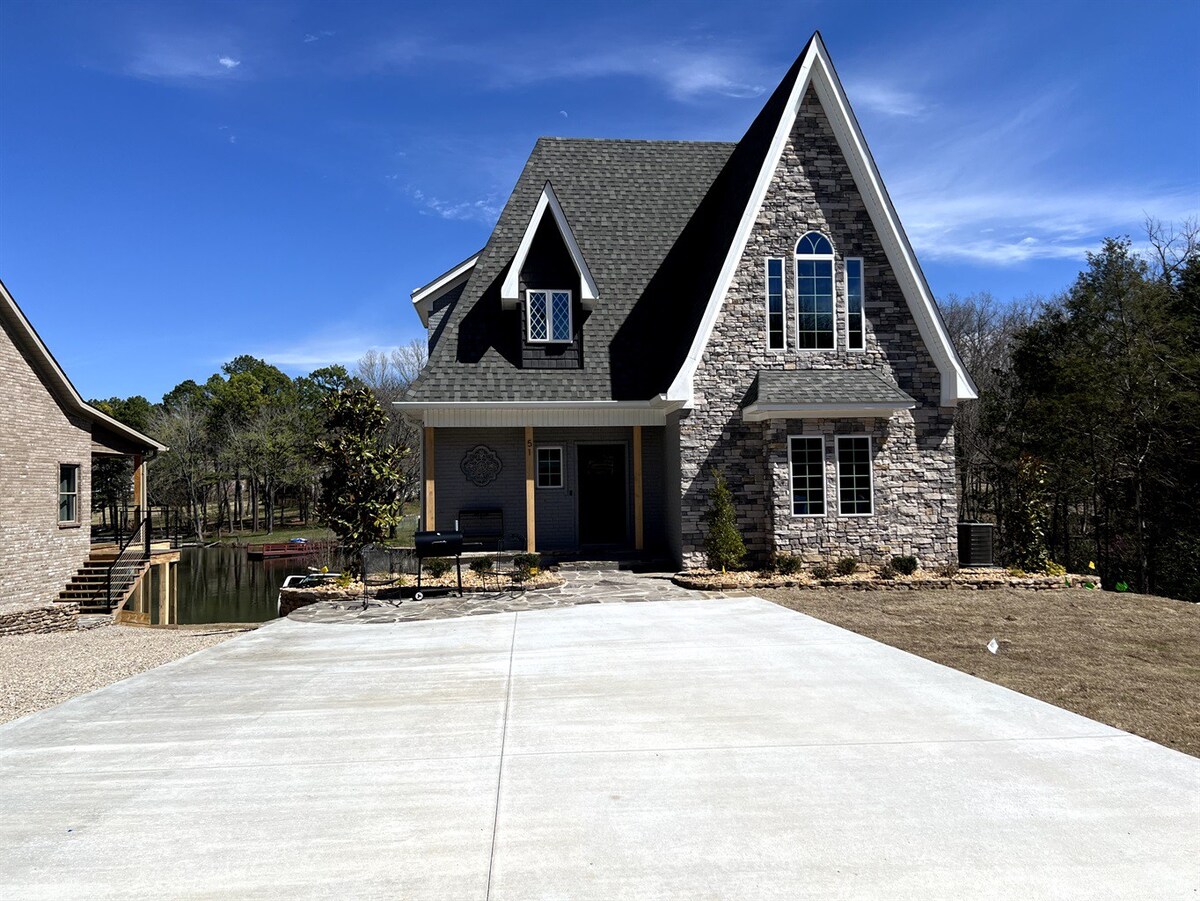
[412, 531, 464, 600]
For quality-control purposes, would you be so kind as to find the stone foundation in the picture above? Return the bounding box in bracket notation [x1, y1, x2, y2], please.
[0, 602, 79, 636]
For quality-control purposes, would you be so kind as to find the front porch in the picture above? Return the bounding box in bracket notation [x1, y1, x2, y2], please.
[420, 424, 666, 556]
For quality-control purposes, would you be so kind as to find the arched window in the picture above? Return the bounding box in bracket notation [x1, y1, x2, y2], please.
[795, 231, 835, 350]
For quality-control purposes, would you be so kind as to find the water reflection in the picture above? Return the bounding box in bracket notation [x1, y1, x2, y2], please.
[134, 546, 324, 625]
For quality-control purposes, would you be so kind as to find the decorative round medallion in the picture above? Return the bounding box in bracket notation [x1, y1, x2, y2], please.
[460, 445, 503, 487]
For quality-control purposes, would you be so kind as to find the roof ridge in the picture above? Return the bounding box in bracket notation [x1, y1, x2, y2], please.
[535, 136, 737, 146]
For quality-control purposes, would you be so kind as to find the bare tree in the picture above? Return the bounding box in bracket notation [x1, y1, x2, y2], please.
[355, 340, 428, 506]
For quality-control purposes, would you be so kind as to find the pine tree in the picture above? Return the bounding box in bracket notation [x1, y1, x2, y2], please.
[704, 467, 746, 572]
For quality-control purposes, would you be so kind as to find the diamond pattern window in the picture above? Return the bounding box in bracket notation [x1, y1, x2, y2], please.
[527, 289, 572, 343]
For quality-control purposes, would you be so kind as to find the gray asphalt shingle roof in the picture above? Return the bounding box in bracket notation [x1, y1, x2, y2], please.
[752, 369, 916, 406]
[408, 139, 735, 402]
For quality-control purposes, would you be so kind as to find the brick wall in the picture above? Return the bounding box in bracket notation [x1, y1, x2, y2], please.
[677, 86, 957, 568]
[0, 322, 93, 606]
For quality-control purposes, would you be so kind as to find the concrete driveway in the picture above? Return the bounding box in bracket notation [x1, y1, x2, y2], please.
[2, 597, 1197, 899]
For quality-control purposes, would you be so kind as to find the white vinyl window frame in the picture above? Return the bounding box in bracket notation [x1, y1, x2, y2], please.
[794, 231, 837, 351]
[765, 257, 787, 352]
[526, 289, 573, 344]
[835, 434, 874, 517]
[787, 435, 826, 517]
[844, 256, 866, 351]
[535, 445, 565, 489]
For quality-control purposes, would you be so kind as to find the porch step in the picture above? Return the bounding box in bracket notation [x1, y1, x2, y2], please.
[56, 549, 151, 612]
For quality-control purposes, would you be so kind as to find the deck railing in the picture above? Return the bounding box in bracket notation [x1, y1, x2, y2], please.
[86, 515, 152, 611]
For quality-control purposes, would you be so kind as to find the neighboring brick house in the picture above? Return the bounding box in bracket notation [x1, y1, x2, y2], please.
[0, 279, 164, 606]
[398, 33, 976, 568]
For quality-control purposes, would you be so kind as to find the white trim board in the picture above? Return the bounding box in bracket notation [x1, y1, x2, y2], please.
[500, 182, 600, 311]
[395, 398, 684, 429]
[665, 33, 976, 408]
[411, 253, 480, 328]
[742, 401, 914, 422]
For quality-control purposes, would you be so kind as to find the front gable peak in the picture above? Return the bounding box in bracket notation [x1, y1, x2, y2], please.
[500, 181, 599, 311]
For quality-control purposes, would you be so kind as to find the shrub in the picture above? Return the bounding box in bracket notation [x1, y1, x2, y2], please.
[512, 553, 541, 572]
[469, 556, 495, 576]
[836, 556, 859, 577]
[891, 555, 918, 576]
[877, 560, 897, 580]
[773, 554, 804, 576]
[511, 552, 541, 584]
[811, 562, 832, 580]
[423, 557, 451, 578]
[935, 561, 959, 578]
[704, 468, 746, 572]
[1044, 560, 1067, 577]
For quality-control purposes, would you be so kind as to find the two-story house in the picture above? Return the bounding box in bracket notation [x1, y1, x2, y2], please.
[398, 33, 976, 568]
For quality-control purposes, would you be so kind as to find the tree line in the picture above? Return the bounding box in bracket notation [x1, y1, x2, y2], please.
[91, 341, 426, 541]
[943, 220, 1199, 601]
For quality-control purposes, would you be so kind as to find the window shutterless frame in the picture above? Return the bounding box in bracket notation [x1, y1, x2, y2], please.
[794, 231, 836, 351]
[787, 435, 826, 517]
[535, 445, 564, 489]
[526, 289, 573, 343]
[844, 257, 865, 351]
[58, 462, 80, 525]
[835, 435, 874, 516]
[765, 257, 786, 351]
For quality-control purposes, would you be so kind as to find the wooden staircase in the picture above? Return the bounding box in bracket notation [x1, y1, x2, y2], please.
[58, 547, 150, 614]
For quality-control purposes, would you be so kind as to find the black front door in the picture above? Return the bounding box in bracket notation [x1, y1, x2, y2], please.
[577, 444, 627, 545]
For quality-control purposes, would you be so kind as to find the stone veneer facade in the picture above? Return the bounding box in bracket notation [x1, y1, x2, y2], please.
[677, 86, 957, 568]
[0, 320, 93, 606]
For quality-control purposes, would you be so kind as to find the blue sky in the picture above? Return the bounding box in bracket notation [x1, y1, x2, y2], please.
[1, 0, 1197, 401]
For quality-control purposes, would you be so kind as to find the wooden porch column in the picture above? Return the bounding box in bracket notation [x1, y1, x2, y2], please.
[633, 426, 644, 551]
[423, 427, 436, 530]
[132, 453, 146, 512]
[524, 425, 536, 552]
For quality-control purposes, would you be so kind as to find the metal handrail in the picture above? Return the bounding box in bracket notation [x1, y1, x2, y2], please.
[85, 514, 151, 610]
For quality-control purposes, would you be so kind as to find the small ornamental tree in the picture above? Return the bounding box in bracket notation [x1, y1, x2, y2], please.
[704, 467, 746, 572]
[315, 386, 407, 579]
[1007, 453, 1051, 573]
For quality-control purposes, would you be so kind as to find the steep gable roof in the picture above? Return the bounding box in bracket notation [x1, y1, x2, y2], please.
[0, 278, 166, 453]
[665, 33, 976, 406]
[406, 32, 976, 408]
[500, 182, 599, 309]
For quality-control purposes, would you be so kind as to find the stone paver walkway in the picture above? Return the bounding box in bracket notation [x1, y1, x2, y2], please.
[289, 563, 739, 624]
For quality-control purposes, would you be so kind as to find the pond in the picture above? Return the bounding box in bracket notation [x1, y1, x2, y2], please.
[135, 546, 332, 625]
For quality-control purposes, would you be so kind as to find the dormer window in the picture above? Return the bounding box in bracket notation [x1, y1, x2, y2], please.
[527, 289, 572, 343]
[795, 231, 835, 350]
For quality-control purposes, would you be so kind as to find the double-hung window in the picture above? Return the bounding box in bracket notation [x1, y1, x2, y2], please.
[836, 436, 873, 515]
[795, 232, 835, 349]
[766, 258, 786, 350]
[845, 257, 865, 350]
[527, 289, 572, 343]
[59, 463, 80, 524]
[536, 446, 564, 489]
[788, 436, 825, 516]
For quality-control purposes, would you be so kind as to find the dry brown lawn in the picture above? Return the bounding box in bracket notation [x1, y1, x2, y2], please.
[759, 586, 1200, 757]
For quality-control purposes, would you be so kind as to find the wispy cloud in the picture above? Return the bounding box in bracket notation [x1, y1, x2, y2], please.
[407, 187, 503, 224]
[127, 34, 246, 79]
[896, 184, 1199, 265]
[248, 335, 403, 370]
[304, 30, 335, 44]
[845, 78, 929, 118]
[370, 36, 767, 102]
